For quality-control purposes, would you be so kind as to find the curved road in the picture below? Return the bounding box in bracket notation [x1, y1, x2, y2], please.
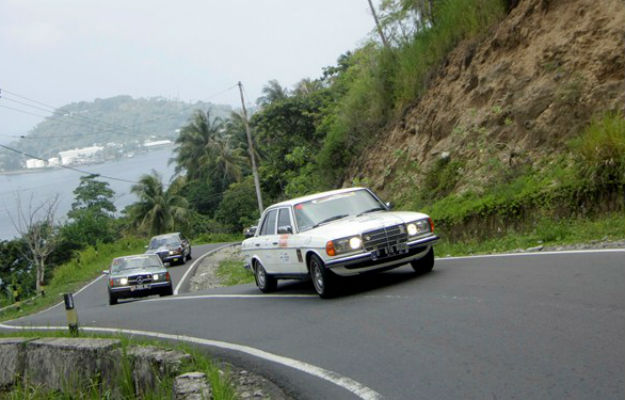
[2, 245, 624, 399]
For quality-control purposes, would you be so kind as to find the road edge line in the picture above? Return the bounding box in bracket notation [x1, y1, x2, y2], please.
[0, 322, 383, 400]
[437, 248, 625, 261]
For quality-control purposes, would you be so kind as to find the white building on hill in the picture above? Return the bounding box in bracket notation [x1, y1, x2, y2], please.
[59, 146, 103, 165]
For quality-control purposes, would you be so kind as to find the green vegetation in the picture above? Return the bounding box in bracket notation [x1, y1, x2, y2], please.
[0, 331, 237, 400]
[216, 259, 254, 286]
[1, 238, 145, 321]
[436, 213, 625, 256]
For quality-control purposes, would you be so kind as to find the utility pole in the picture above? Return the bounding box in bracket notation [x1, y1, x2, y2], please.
[238, 81, 264, 215]
[367, 0, 390, 49]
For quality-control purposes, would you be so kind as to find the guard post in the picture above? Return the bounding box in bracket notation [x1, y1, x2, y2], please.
[63, 293, 79, 336]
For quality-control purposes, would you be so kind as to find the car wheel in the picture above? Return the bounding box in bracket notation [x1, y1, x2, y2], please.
[309, 254, 337, 298]
[254, 261, 277, 293]
[410, 247, 435, 274]
[186, 249, 192, 261]
[108, 293, 118, 306]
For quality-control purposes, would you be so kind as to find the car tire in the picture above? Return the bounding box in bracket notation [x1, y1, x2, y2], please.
[254, 261, 277, 293]
[309, 254, 337, 298]
[186, 249, 192, 261]
[410, 247, 435, 274]
[108, 293, 118, 306]
[160, 286, 174, 297]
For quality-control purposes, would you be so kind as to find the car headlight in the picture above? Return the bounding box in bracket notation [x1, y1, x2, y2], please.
[112, 277, 128, 286]
[326, 236, 363, 256]
[406, 218, 433, 236]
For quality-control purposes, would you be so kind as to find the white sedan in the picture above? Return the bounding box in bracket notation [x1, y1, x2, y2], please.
[241, 187, 439, 298]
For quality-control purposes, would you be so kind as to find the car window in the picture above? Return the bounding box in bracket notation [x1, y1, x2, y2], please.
[111, 255, 160, 272]
[277, 208, 292, 230]
[259, 209, 278, 236]
[294, 189, 385, 231]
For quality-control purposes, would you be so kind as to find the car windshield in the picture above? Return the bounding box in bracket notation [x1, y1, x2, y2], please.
[111, 255, 161, 273]
[148, 237, 178, 249]
[294, 189, 385, 232]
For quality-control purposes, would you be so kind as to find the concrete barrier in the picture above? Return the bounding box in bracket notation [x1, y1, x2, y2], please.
[0, 337, 211, 398]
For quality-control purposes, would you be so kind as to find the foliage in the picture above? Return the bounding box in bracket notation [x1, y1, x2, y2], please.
[421, 156, 463, 201]
[214, 177, 262, 232]
[1, 238, 145, 321]
[0, 331, 237, 400]
[0, 239, 31, 305]
[126, 171, 189, 235]
[569, 112, 625, 188]
[216, 258, 254, 286]
[251, 89, 330, 199]
[435, 213, 625, 257]
[63, 175, 119, 247]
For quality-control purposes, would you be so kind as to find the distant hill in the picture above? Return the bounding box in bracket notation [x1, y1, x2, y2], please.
[0, 95, 232, 171]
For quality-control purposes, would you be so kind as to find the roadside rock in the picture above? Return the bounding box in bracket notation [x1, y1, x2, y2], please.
[173, 372, 212, 400]
[189, 245, 243, 291]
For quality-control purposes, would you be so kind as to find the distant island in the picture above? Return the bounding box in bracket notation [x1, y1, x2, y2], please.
[0, 95, 232, 172]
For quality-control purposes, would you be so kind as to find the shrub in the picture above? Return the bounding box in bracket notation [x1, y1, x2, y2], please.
[569, 112, 625, 188]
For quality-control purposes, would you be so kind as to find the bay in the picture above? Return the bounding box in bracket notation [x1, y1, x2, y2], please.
[0, 147, 177, 240]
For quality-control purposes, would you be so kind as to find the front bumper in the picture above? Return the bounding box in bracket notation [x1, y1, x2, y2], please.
[325, 234, 438, 276]
[109, 281, 172, 299]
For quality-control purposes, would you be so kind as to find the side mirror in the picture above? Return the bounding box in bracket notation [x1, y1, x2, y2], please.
[244, 226, 257, 238]
[385, 202, 393, 210]
[277, 225, 293, 234]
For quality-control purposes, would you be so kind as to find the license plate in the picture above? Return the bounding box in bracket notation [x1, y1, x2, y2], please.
[130, 284, 148, 291]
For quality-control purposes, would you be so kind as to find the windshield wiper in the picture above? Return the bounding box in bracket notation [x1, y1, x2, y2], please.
[356, 207, 385, 217]
[312, 214, 349, 229]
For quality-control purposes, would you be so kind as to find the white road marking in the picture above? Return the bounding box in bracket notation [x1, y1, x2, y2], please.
[0, 322, 382, 400]
[174, 243, 237, 295]
[146, 294, 317, 303]
[438, 248, 625, 261]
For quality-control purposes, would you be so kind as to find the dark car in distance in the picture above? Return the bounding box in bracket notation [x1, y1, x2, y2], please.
[145, 232, 191, 265]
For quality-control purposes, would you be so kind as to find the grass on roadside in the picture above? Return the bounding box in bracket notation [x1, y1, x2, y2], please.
[435, 213, 625, 257]
[0, 330, 237, 400]
[215, 259, 254, 286]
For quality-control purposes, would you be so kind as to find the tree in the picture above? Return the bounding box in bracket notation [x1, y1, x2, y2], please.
[127, 171, 189, 235]
[256, 80, 289, 106]
[63, 174, 118, 246]
[10, 195, 60, 296]
[171, 110, 224, 181]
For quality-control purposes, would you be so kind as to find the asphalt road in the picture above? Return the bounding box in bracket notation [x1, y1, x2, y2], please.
[3, 246, 624, 399]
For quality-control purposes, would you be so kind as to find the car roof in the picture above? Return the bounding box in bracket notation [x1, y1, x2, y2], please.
[267, 187, 368, 209]
[149, 232, 180, 239]
[114, 254, 160, 261]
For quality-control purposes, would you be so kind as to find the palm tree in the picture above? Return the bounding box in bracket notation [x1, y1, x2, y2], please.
[171, 110, 224, 180]
[210, 135, 247, 186]
[293, 78, 324, 97]
[256, 80, 289, 106]
[128, 171, 189, 235]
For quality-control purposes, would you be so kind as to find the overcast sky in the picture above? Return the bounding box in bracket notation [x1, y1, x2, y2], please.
[0, 0, 376, 143]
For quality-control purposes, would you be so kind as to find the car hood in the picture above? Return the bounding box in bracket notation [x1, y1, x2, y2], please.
[306, 210, 430, 238]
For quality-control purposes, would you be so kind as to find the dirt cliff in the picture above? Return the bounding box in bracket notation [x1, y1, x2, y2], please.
[347, 0, 625, 202]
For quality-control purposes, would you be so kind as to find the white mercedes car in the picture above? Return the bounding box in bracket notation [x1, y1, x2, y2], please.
[241, 187, 438, 298]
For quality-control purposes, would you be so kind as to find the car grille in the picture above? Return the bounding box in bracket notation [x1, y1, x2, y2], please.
[128, 274, 153, 285]
[362, 224, 408, 259]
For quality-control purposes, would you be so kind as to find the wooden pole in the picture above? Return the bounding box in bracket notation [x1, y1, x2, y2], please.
[238, 81, 264, 215]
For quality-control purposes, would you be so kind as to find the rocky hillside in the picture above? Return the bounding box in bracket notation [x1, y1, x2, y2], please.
[348, 0, 624, 201]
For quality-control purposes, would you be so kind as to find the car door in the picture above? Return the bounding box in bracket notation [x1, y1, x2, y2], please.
[273, 207, 304, 274]
[255, 208, 278, 272]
